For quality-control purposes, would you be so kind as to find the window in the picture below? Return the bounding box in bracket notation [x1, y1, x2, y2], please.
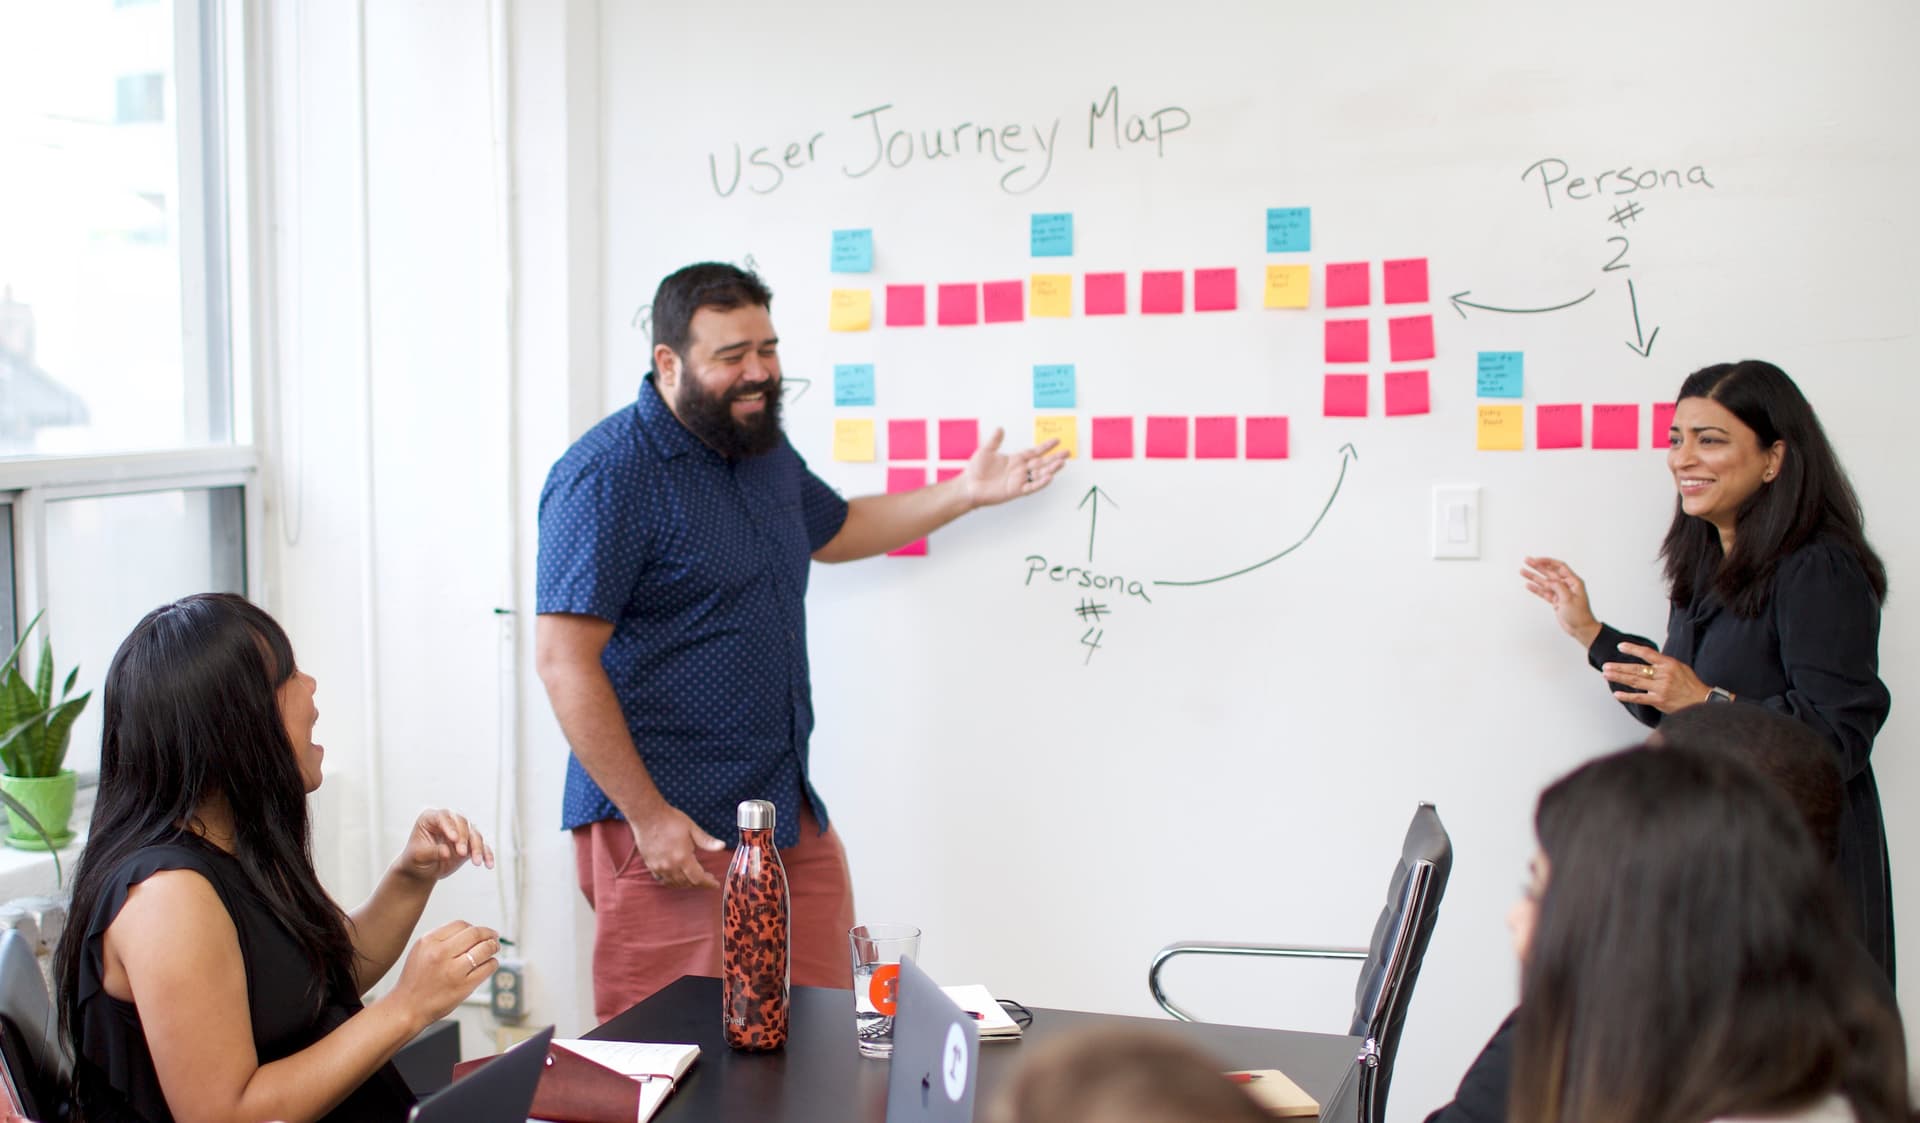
[114, 73, 166, 124]
[0, 502, 14, 645]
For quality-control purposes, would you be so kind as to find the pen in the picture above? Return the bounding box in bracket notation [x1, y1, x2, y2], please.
[1226, 1073, 1261, 1084]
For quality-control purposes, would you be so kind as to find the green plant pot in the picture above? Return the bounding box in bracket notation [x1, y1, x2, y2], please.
[0, 770, 77, 850]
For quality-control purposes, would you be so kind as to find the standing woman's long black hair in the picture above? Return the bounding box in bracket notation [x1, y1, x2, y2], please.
[54, 594, 358, 1039]
[1662, 359, 1886, 616]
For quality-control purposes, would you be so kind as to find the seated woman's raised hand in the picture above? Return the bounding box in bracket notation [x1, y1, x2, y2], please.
[396, 808, 496, 883]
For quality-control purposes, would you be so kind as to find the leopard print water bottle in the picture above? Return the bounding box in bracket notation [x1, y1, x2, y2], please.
[721, 799, 790, 1051]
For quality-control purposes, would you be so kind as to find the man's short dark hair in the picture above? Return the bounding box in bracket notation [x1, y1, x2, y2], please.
[651, 262, 773, 357]
[1652, 703, 1843, 861]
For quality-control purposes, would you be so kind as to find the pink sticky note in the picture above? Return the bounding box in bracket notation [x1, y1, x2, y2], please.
[1086, 272, 1127, 315]
[1384, 369, 1430, 416]
[937, 283, 978, 326]
[887, 467, 929, 556]
[982, 280, 1025, 323]
[1325, 262, 1371, 308]
[1142, 271, 1185, 315]
[1145, 416, 1189, 458]
[1195, 416, 1238, 458]
[1325, 319, 1369, 363]
[1194, 268, 1238, 312]
[938, 419, 978, 461]
[1092, 417, 1134, 459]
[1383, 258, 1430, 305]
[1653, 401, 1678, 448]
[1593, 404, 1640, 450]
[1324, 374, 1369, 417]
[1538, 404, 1584, 449]
[1388, 315, 1436, 361]
[888, 419, 928, 460]
[885, 284, 926, 327]
[1246, 417, 1290, 460]
[935, 468, 962, 483]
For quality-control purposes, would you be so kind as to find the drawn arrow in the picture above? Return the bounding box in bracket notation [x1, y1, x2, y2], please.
[1449, 289, 1596, 319]
[1153, 444, 1358, 589]
[779, 377, 812, 404]
[1077, 485, 1119, 562]
[1624, 279, 1660, 357]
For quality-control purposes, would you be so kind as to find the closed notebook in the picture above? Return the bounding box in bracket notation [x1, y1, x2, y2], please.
[940, 985, 1023, 1040]
[1226, 1069, 1317, 1117]
[452, 1038, 700, 1123]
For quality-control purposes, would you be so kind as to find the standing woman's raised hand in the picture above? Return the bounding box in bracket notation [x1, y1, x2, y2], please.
[1520, 556, 1602, 648]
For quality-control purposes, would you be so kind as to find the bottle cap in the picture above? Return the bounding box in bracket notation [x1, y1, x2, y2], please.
[737, 799, 776, 830]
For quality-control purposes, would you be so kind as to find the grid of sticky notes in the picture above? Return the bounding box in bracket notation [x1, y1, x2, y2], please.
[1473, 349, 1676, 451]
[1316, 258, 1434, 419]
[1041, 416, 1292, 461]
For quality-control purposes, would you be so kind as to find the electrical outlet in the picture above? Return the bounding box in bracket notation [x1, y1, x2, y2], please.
[490, 957, 527, 1024]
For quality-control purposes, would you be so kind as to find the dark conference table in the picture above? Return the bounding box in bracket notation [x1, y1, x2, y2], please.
[587, 975, 1363, 1122]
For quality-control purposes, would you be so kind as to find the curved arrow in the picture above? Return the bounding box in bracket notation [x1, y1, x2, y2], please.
[1449, 289, 1595, 319]
[779, 377, 813, 403]
[1153, 444, 1358, 588]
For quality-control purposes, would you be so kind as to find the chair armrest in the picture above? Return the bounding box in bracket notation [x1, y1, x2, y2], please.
[1148, 941, 1369, 1022]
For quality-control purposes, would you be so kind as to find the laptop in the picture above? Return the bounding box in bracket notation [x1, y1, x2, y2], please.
[886, 956, 979, 1123]
[409, 1024, 555, 1123]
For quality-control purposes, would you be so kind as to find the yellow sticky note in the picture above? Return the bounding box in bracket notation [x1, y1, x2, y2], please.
[829, 288, 872, 332]
[1477, 405, 1525, 451]
[833, 418, 876, 461]
[1264, 265, 1310, 309]
[1034, 415, 1077, 459]
[1030, 274, 1072, 318]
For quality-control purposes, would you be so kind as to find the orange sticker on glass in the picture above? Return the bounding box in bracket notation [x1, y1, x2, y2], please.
[868, 963, 901, 1015]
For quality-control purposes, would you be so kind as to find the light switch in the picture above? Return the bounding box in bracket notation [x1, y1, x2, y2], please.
[1432, 485, 1480, 559]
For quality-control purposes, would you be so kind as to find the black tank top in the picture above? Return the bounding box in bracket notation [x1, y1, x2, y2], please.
[70, 836, 415, 1122]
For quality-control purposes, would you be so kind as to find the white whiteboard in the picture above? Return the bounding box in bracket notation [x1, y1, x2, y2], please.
[599, 2, 1920, 1115]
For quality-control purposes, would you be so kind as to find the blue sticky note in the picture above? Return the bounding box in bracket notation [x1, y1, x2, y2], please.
[1476, 352, 1525, 398]
[834, 363, 876, 406]
[1033, 364, 1076, 409]
[1266, 207, 1311, 253]
[831, 229, 874, 273]
[1031, 213, 1074, 257]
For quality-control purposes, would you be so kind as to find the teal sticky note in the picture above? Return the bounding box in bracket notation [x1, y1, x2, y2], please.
[1477, 352, 1524, 398]
[1033, 364, 1076, 409]
[1031, 213, 1073, 257]
[834, 363, 876, 406]
[831, 229, 874, 273]
[1266, 207, 1311, 253]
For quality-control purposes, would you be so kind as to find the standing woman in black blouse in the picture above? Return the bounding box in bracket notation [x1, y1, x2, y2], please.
[1521, 359, 1894, 981]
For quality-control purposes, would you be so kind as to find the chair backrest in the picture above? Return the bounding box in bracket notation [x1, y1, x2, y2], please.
[1343, 802, 1451, 1121]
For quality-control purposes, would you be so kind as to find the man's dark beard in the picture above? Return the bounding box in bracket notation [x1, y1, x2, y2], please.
[675, 374, 783, 459]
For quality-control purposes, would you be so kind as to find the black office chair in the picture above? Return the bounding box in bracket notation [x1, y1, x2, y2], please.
[0, 929, 66, 1121]
[1146, 802, 1451, 1123]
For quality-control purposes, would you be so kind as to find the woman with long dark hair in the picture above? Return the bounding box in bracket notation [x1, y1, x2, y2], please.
[1521, 359, 1894, 980]
[53, 594, 501, 1122]
[1507, 746, 1908, 1123]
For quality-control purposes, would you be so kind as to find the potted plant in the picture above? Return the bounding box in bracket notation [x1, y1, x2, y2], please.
[0, 611, 91, 857]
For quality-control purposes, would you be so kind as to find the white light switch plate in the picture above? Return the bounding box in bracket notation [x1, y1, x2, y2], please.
[1433, 485, 1481, 559]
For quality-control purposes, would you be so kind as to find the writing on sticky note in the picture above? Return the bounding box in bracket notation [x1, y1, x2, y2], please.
[886, 467, 928, 557]
[833, 363, 875, 407]
[1593, 403, 1640, 450]
[1325, 262, 1370, 308]
[1267, 207, 1310, 252]
[1246, 417, 1289, 459]
[1031, 213, 1073, 257]
[1030, 274, 1072, 318]
[1388, 314, 1435, 361]
[1264, 265, 1309, 309]
[1034, 415, 1077, 458]
[1476, 351, 1524, 398]
[1142, 271, 1184, 314]
[1085, 272, 1127, 315]
[833, 418, 875, 461]
[983, 280, 1025, 323]
[831, 229, 873, 273]
[1324, 374, 1368, 417]
[1195, 416, 1237, 459]
[1653, 401, 1678, 448]
[1194, 268, 1238, 312]
[938, 419, 978, 460]
[885, 284, 925, 327]
[937, 283, 978, 326]
[1091, 417, 1133, 459]
[1325, 319, 1368, 363]
[1145, 416, 1189, 458]
[888, 419, 928, 460]
[1537, 404, 1584, 449]
[1033, 364, 1076, 409]
[1384, 369, 1430, 416]
[829, 289, 872, 332]
[1383, 258, 1429, 304]
[1477, 405, 1524, 451]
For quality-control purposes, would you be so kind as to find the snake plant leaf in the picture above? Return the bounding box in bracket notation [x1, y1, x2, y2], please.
[33, 632, 53, 708]
[3, 671, 36, 749]
[0, 788, 62, 886]
[36, 693, 89, 778]
[62, 667, 78, 700]
[0, 713, 40, 778]
[0, 610, 41, 679]
[0, 672, 22, 749]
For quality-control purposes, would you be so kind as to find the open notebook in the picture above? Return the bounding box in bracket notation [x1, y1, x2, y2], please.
[939, 985, 1023, 1040]
[455, 1037, 699, 1123]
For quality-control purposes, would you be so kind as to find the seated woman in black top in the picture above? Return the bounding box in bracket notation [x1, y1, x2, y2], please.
[52, 594, 501, 1123]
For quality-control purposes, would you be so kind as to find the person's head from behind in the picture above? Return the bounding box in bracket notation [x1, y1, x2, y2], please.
[1509, 745, 1908, 1123]
[1650, 702, 1842, 861]
[650, 262, 782, 459]
[986, 1027, 1270, 1123]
